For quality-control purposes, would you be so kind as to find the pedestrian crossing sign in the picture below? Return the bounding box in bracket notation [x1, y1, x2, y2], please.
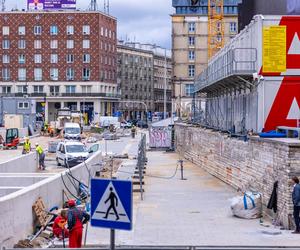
[91, 179, 133, 230]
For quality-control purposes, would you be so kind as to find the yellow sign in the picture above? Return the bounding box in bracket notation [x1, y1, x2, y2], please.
[263, 26, 286, 73]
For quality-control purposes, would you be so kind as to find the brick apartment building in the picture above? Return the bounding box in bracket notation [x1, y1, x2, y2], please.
[0, 10, 118, 124]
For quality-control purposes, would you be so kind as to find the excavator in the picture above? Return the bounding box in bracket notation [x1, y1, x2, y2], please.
[0, 128, 20, 150]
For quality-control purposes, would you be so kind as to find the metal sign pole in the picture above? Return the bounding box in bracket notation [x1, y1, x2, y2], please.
[110, 228, 115, 250]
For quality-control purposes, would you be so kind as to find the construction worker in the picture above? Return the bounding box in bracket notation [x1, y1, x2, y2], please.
[67, 200, 90, 248]
[52, 210, 69, 239]
[35, 142, 46, 170]
[22, 137, 31, 154]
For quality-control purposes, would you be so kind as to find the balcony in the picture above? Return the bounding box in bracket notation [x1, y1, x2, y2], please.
[61, 92, 121, 98]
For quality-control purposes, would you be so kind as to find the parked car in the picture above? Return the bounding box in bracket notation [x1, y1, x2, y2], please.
[56, 141, 89, 167]
[120, 121, 132, 129]
[64, 123, 81, 141]
[137, 120, 148, 129]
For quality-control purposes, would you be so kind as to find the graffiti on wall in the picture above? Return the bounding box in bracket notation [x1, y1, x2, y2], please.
[149, 127, 172, 148]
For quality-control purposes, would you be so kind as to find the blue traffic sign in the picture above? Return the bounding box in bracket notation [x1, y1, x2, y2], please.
[91, 179, 133, 231]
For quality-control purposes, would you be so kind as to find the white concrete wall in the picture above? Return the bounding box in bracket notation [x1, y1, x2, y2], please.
[0, 153, 37, 173]
[0, 176, 46, 187]
[0, 151, 102, 248]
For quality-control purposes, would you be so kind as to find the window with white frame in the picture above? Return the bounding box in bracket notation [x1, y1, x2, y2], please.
[50, 68, 59, 81]
[66, 68, 74, 80]
[2, 40, 9, 49]
[188, 65, 195, 77]
[67, 54, 74, 63]
[189, 50, 195, 60]
[83, 54, 90, 63]
[82, 85, 92, 94]
[109, 30, 111, 38]
[67, 40, 74, 49]
[34, 40, 42, 49]
[50, 25, 58, 35]
[188, 22, 196, 32]
[82, 25, 90, 35]
[66, 85, 76, 93]
[101, 27, 104, 36]
[18, 54, 26, 64]
[189, 36, 195, 46]
[50, 40, 58, 49]
[82, 68, 90, 80]
[34, 54, 42, 64]
[2, 26, 9, 35]
[50, 86, 59, 95]
[2, 55, 9, 64]
[230, 22, 237, 33]
[18, 40, 26, 49]
[2, 86, 11, 94]
[83, 40, 90, 49]
[2, 68, 10, 80]
[34, 68, 42, 81]
[34, 26, 42, 35]
[18, 102, 29, 109]
[18, 68, 26, 81]
[66, 25, 74, 35]
[185, 84, 195, 97]
[33, 85, 43, 93]
[18, 26, 26, 35]
[17, 86, 27, 93]
[105, 28, 108, 37]
[51, 54, 58, 63]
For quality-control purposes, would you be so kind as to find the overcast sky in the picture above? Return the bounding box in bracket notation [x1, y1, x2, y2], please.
[6, 0, 173, 49]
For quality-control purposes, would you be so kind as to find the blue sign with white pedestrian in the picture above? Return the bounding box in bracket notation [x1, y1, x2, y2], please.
[91, 179, 133, 231]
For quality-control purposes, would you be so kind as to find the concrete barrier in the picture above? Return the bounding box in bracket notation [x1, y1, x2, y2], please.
[0, 151, 102, 248]
[0, 153, 36, 173]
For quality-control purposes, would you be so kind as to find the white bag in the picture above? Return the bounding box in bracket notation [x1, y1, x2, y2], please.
[230, 192, 262, 219]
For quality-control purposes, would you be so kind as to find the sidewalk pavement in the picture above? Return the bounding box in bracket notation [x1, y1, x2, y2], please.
[86, 150, 300, 246]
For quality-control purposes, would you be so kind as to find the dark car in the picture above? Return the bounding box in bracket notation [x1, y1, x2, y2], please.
[128, 119, 138, 126]
[137, 120, 148, 128]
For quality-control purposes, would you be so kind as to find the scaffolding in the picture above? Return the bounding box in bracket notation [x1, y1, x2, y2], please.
[208, 0, 225, 59]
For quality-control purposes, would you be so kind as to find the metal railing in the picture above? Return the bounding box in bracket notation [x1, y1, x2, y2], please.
[195, 48, 257, 92]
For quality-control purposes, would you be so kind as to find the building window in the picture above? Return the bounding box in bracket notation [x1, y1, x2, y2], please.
[50, 25, 58, 35]
[18, 40, 26, 49]
[83, 40, 90, 49]
[51, 54, 58, 64]
[50, 68, 59, 81]
[66, 85, 76, 94]
[82, 85, 92, 94]
[66, 68, 75, 80]
[189, 36, 195, 46]
[188, 65, 195, 77]
[82, 68, 90, 80]
[18, 26, 26, 35]
[2, 55, 9, 64]
[67, 40, 74, 49]
[33, 85, 43, 93]
[50, 40, 58, 49]
[18, 68, 26, 81]
[83, 54, 90, 63]
[230, 22, 237, 33]
[18, 54, 26, 64]
[2, 86, 11, 94]
[34, 54, 42, 64]
[17, 85, 28, 94]
[2, 26, 9, 35]
[188, 22, 196, 32]
[34, 40, 42, 49]
[185, 84, 195, 97]
[34, 26, 42, 35]
[189, 50, 195, 60]
[2, 68, 10, 80]
[67, 54, 74, 63]
[105, 28, 108, 37]
[82, 25, 90, 35]
[2, 40, 9, 49]
[50, 86, 59, 96]
[34, 68, 42, 81]
[18, 102, 29, 109]
[101, 27, 104, 36]
[66, 25, 74, 35]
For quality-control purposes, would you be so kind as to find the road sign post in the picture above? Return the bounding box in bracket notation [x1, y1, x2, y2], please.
[91, 179, 133, 249]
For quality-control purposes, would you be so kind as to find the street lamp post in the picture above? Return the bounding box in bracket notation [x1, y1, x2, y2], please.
[163, 48, 167, 120]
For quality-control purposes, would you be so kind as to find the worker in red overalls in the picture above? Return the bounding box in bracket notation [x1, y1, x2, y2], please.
[52, 210, 69, 239]
[67, 200, 90, 248]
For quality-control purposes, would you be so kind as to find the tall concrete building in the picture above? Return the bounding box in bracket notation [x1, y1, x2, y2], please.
[172, 0, 239, 118]
[117, 42, 172, 120]
[0, 10, 118, 124]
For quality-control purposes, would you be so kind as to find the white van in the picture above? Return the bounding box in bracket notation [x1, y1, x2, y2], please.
[56, 141, 89, 167]
[64, 123, 81, 141]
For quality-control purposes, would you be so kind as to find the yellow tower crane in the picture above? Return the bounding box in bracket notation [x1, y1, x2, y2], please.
[208, 0, 225, 59]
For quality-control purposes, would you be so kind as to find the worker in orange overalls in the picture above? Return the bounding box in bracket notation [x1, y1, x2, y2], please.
[52, 210, 69, 239]
[67, 200, 90, 248]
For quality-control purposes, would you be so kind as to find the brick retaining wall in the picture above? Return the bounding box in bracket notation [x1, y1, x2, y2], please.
[175, 123, 300, 229]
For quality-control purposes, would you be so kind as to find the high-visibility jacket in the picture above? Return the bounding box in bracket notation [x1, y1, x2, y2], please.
[23, 141, 31, 152]
[36, 145, 43, 155]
